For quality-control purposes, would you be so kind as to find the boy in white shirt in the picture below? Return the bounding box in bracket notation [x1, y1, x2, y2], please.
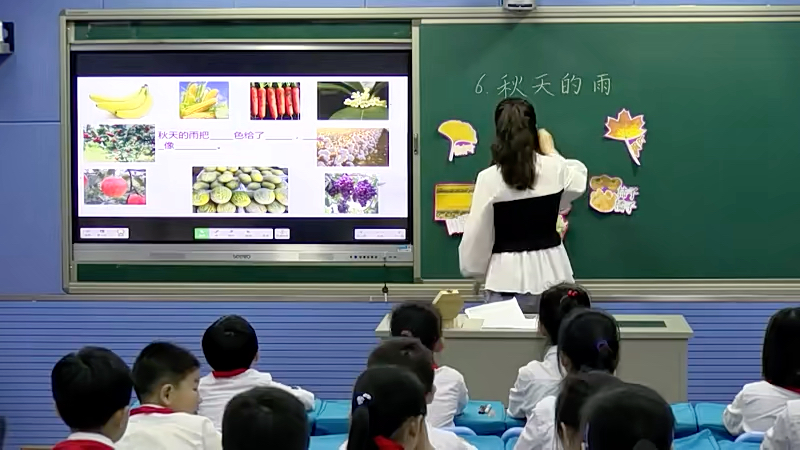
[116, 342, 221, 450]
[340, 337, 475, 450]
[198, 315, 315, 430]
[51, 347, 133, 450]
[222, 386, 310, 450]
[390, 302, 468, 428]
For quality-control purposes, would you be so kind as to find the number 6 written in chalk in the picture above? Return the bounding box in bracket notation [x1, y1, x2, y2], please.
[475, 74, 486, 94]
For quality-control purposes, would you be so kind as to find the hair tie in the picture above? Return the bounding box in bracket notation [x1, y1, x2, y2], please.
[374, 436, 404, 450]
[352, 392, 373, 410]
[567, 289, 578, 297]
[595, 340, 609, 351]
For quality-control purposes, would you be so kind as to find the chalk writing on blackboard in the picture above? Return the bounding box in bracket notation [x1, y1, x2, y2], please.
[594, 74, 612, 96]
[533, 74, 554, 97]
[497, 74, 528, 98]
[562, 74, 582, 95]
[474, 73, 612, 97]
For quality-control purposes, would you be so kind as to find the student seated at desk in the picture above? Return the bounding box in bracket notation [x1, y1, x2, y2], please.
[723, 307, 800, 436]
[117, 342, 222, 450]
[507, 283, 591, 420]
[581, 383, 675, 450]
[346, 366, 434, 450]
[390, 302, 468, 428]
[515, 309, 620, 450]
[198, 315, 315, 430]
[355, 338, 475, 450]
[222, 386, 309, 450]
[51, 347, 134, 450]
[762, 399, 800, 450]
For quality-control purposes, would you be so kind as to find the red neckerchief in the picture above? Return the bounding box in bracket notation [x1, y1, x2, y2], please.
[432, 362, 439, 370]
[212, 368, 248, 378]
[374, 436, 404, 450]
[53, 441, 114, 450]
[766, 380, 800, 395]
[129, 406, 175, 416]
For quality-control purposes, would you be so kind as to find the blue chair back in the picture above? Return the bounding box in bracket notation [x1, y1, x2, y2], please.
[501, 427, 523, 442]
[735, 432, 765, 443]
[440, 426, 477, 437]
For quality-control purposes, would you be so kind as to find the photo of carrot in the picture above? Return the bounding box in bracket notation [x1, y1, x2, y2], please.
[267, 83, 277, 119]
[276, 83, 286, 118]
[250, 83, 258, 119]
[292, 84, 300, 116]
[285, 83, 294, 117]
[250, 81, 300, 120]
[258, 83, 267, 119]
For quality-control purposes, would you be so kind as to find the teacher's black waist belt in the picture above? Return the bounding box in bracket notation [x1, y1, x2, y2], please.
[491, 191, 563, 254]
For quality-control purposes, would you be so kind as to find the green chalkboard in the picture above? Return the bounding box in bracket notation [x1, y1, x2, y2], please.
[419, 22, 800, 280]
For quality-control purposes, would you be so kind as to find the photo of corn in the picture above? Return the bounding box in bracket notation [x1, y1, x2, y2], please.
[179, 81, 229, 119]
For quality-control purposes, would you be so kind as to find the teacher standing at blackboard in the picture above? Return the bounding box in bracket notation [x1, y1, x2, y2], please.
[459, 98, 588, 313]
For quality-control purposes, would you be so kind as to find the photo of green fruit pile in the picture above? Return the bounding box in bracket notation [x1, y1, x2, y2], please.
[191, 166, 288, 214]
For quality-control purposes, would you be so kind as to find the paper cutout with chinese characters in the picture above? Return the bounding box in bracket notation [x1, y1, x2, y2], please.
[434, 183, 474, 221]
[438, 120, 478, 161]
[588, 175, 639, 216]
[604, 109, 647, 166]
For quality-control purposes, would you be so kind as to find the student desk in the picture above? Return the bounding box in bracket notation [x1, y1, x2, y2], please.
[375, 314, 693, 404]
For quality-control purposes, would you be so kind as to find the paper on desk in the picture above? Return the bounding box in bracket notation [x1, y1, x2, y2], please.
[465, 299, 539, 330]
[445, 215, 468, 235]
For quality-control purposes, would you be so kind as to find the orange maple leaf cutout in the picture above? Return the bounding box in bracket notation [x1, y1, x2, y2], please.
[604, 109, 646, 141]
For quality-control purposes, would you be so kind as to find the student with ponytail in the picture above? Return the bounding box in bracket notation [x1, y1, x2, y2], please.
[513, 309, 620, 450]
[580, 383, 675, 450]
[347, 366, 433, 450]
[459, 98, 588, 313]
[507, 283, 592, 419]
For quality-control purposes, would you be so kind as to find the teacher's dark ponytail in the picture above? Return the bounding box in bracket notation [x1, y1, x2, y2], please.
[491, 98, 539, 191]
[346, 366, 427, 450]
[557, 309, 620, 374]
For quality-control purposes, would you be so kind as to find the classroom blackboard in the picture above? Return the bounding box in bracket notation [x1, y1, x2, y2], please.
[419, 21, 800, 280]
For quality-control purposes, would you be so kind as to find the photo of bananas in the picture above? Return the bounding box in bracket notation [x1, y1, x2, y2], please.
[89, 85, 153, 120]
[179, 81, 229, 119]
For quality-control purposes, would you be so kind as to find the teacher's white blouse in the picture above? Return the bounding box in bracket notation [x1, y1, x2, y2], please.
[459, 153, 588, 295]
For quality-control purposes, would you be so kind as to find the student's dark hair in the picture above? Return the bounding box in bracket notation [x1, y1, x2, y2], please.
[389, 302, 442, 351]
[51, 347, 133, 431]
[554, 371, 624, 443]
[491, 98, 540, 190]
[558, 309, 620, 374]
[367, 337, 435, 394]
[222, 386, 309, 450]
[539, 283, 592, 344]
[132, 342, 200, 401]
[762, 307, 800, 389]
[582, 383, 675, 450]
[347, 366, 427, 450]
[203, 315, 258, 372]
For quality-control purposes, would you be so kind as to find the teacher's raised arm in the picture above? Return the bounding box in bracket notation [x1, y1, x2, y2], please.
[458, 98, 588, 314]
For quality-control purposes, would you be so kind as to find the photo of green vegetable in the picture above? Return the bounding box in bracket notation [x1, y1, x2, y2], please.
[191, 166, 288, 214]
[317, 81, 389, 120]
[83, 124, 155, 162]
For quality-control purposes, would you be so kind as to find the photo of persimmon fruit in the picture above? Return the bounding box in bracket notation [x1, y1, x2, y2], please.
[84, 169, 146, 205]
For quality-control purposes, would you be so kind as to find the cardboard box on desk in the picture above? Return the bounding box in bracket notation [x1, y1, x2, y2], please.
[432, 290, 482, 330]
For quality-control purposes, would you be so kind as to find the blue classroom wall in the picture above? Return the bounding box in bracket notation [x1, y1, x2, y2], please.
[0, 0, 796, 447]
[0, 300, 789, 448]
